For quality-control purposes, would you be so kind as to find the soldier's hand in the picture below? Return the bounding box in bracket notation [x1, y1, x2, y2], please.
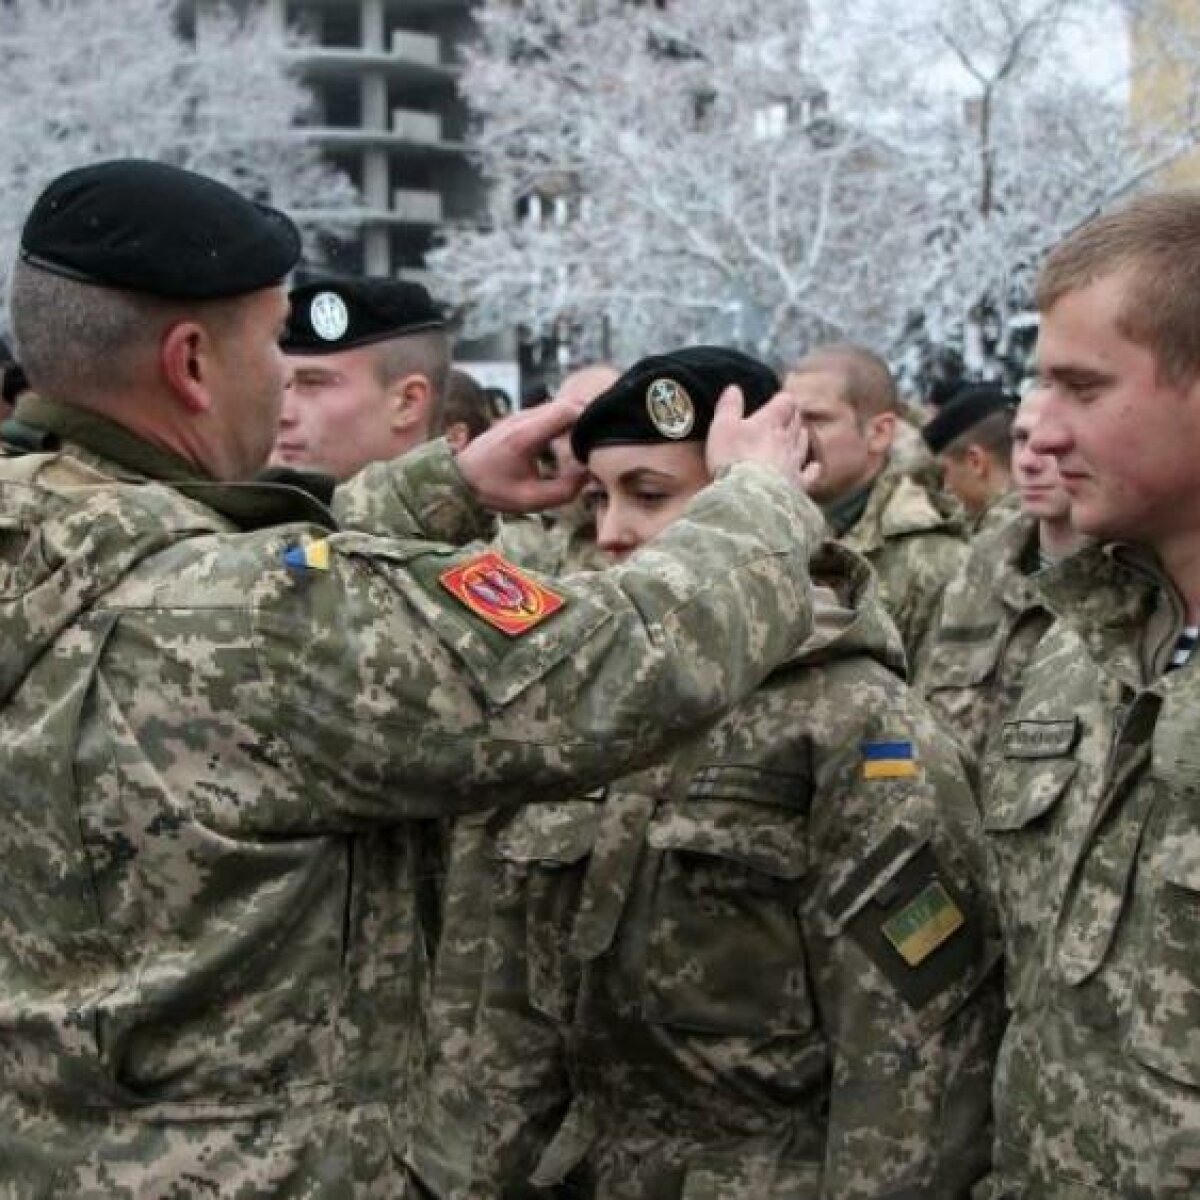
[456, 394, 588, 513]
[706, 387, 820, 492]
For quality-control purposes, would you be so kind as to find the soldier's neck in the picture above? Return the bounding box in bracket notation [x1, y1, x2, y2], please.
[1037, 516, 1085, 565]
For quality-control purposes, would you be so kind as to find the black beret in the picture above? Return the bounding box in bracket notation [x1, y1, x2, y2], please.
[571, 346, 779, 462]
[922, 383, 1018, 454]
[281, 277, 445, 353]
[20, 159, 301, 299]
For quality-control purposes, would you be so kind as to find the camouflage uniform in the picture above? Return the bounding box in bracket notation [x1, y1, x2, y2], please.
[0, 394, 823, 1197]
[422, 545, 1004, 1200]
[835, 466, 968, 671]
[968, 490, 1020, 540]
[497, 497, 608, 576]
[918, 512, 1054, 766]
[977, 542, 1200, 1198]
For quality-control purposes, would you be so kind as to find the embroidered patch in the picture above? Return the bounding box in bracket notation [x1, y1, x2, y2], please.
[881, 880, 965, 967]
[645, 378, 695, 439]
[1001, 717, 1079, 759]
[861, 739, 919, 779]
[440, 551, 565, 636]
[282, 539, 331, 572]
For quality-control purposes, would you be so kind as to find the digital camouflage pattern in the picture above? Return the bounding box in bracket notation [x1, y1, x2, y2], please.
[495, 497, 609, 577]
[419, 543, 1004, 1199]
[919, 512, 1055, 766]
[968, 489, 1021, 540]
[977, 542, 1200, 1199]
[838, 467, 968, 672]
[0, 402, 824, 1197]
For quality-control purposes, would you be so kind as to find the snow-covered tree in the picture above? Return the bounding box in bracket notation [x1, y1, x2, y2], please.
[433, 0, 1200, 387]
[429, 0, 930, 367]
[0, 0, 356, 316]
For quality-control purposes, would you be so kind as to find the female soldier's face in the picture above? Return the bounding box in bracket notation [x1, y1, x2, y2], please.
[584, 441, 710, 562]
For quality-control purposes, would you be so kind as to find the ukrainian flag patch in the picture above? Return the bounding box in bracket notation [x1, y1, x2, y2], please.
[861, 739, 919, 780]
[282, 539, 331, 572]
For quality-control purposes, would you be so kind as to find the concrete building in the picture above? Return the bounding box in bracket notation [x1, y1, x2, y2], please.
[185, 0, 485, 282]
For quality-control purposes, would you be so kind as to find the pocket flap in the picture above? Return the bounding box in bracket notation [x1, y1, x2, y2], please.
[983, 757, 1077, 831]
[647, 795, 808, 879]
[495, 799, 602, 866]
[923, 627, 1005, 690]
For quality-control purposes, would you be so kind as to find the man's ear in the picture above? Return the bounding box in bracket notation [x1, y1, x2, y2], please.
[161, 320, 214, 414]
[965, 442, 990, 479]
[865, 410, 896, 456]
[389, 373, 432, 434]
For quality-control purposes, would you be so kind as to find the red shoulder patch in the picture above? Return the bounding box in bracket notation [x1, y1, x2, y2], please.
[439, 551, 565, 637]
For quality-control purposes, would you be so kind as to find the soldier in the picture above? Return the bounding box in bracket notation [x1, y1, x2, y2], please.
[785, 343, 967, 668]
[271, 275, 450, 480]
[917, 387, 1087, 766]
[418, 347, 1004, 1200]
[978, 190, 1200, 1197]
[920, 383, 1019, 536]
[0, 160, 824, 1196]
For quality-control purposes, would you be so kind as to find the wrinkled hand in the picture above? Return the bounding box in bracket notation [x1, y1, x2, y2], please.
[705, 386, 820, 492]
[456, 395, 588, 513]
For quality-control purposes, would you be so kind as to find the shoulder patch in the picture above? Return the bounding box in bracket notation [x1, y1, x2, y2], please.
[861, 739, 919, 780]
[440, 550, 565, 637]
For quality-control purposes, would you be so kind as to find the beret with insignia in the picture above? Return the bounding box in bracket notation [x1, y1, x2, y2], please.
[571, 345, 780, 462]
[20, 159, 300, 299]
[282, 277, 446, 354]
[921, 383, 1018, 455]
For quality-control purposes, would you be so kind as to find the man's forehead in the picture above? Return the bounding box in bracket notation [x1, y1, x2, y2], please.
[787, 368, 850, 410]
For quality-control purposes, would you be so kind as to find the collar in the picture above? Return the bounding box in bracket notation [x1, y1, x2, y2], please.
[822, 477, 875, 537]
[1037, 542, 1186, 687]
[8, 394, 337, 532]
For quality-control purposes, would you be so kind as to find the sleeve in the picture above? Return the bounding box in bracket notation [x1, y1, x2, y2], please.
[238, 462, 825, 829]
[332, 438, 495, 546]
[806, 691, 1005, 1199]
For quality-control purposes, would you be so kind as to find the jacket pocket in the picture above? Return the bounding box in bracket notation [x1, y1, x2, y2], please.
[642, 772, 811, 1035]
[982, 719, 1078, 1002]
[495, 799, 602, 1023]
[1127, 836, 1200, 1088]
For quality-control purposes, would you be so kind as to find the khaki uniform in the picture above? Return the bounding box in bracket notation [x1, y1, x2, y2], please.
[977, 543, 1200, 1198]
[420, 545, 1004, 1200]
[918, 512, 1053, 766]
[838, 467, 968, 670]
[0, 395, 822, 1197]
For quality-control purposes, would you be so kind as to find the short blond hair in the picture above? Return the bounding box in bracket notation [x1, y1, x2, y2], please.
[1037, 190, 1200, 385]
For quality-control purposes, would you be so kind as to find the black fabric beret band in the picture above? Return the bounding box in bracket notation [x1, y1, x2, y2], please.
[282, 277, 446, 354]
[20, 159, 301, 300]
[922, 384, 1018, 454]
[571, 345, 779, 462]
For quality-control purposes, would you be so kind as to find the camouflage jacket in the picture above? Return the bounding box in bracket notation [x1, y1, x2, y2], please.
[976, 543, 1200, 1199]
[496, 496, 609, 576]
[0, 396, 823, 1198]
[968, 490, 1021, 540]
[419, 544, 1004, 1200]
[918, 513, 1054, 767]
[838, 468, 968, 672]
